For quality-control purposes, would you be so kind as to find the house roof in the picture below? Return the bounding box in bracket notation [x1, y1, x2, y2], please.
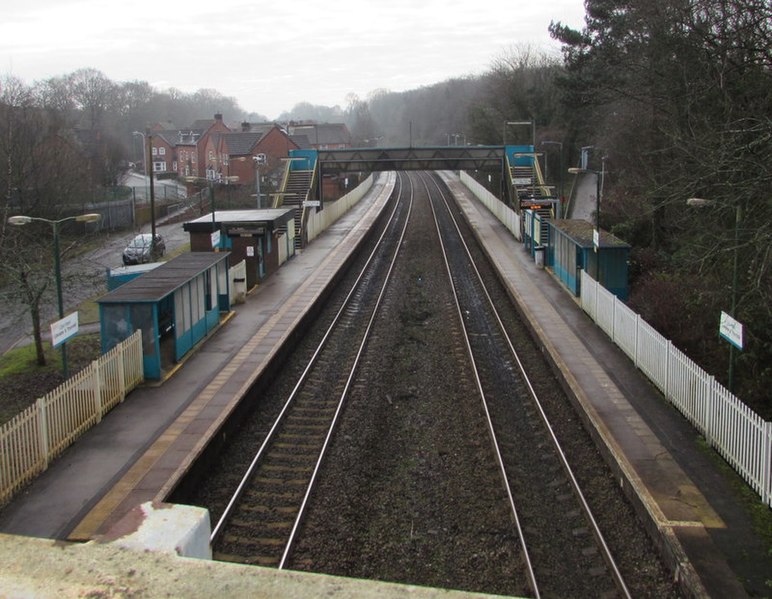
[290, 134, 312, 149]
[97, 252, 230, 304]
[290, 123, 351, 146]
[223, 131, 264, 155]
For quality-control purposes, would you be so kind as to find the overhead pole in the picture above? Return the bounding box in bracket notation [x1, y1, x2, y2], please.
[146, 131, 157, 242]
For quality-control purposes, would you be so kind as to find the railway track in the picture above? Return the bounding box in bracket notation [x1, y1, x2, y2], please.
[209, 173, 414, 566]
[423, 171, 631, 598]
[183, 171, 678, 597]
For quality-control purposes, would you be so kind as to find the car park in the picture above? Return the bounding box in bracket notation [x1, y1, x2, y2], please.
[122, 233, 165, 265]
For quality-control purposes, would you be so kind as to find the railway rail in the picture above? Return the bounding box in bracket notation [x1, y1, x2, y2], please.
[423, 171, 631, 598]
[209, 173, 413, 566]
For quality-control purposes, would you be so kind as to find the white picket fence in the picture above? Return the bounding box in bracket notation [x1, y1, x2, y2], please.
[581, 270, 772, 507]
[0, 330, 144, 506]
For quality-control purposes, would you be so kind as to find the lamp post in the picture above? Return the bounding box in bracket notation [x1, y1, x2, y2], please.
[503, 120, 535, 147]
[568, 164, 605, 282]
[132, 130, 157, 243]
[8, 213, 102, 378]
[687, 197, 742, 393]
[253, 153, 266, 209]
[541, 140, 564, 205]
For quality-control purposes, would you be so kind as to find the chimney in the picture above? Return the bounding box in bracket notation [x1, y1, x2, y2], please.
[241, 122, 251, 132]
[214, 113, 223, 122]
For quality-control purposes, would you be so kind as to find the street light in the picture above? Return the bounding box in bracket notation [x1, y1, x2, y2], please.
[503, 120, 535, 146]
[541, 140, 564, 204]
[132, 130, 157, 244]
[8, 213, 102, 378]
[687, 197, 742, 393]
[253, 153, 266, 209]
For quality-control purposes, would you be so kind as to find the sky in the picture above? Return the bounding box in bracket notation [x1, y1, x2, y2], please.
[1, 0, 587, 120]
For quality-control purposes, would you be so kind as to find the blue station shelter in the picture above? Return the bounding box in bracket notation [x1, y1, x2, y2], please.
[547, 219, 631, 300]
[97, 252, 230, 379]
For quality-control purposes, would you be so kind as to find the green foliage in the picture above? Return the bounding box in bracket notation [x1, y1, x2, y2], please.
[551, 0, 772, 411]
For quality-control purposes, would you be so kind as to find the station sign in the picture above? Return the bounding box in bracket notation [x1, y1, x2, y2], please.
[719, 311, 743, 350]
[51, 312, 79, 348]
[302, 200, 321, 208]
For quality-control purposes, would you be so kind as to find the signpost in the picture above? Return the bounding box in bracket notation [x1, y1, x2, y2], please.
[719, 311, 743, 350]
[51, 312, 79, 348]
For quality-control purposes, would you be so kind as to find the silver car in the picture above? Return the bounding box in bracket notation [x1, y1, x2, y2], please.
[122, 233, 165, 265]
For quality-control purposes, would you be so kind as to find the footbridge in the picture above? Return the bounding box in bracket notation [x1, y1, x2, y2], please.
[275, 144, 560, 248]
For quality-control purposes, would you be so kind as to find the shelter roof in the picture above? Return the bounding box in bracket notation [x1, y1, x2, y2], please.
[183, 208, 296, 232]
[97, 252, 229, 304]
[550, 219, 630, 248]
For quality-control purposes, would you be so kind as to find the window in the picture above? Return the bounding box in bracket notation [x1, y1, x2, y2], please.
[152, 147, 158, 156]
[208, 150, 214, 160]
[159, 147, 166, 156]
[153, 161, 166, 172]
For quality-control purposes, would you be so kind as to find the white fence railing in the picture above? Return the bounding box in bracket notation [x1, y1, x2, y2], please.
[580, 270, 772, 507]
[459, 169, 771, 505]
[459, 171, 521, 241]
[306, 175, 374, 243]
[0, 330, 144, 506]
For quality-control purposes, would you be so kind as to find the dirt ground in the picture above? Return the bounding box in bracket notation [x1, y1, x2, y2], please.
[0, 334, 102, 426]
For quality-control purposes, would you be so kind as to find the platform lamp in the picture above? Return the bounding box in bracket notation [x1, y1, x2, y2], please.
[503, 120, 535, 147]
[132, 131, 157, 245]
[541, 141, 564, 207]
[8, 212, 102, 379]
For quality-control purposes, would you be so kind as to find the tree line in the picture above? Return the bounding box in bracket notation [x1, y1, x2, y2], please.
[0, 0, 769, 413]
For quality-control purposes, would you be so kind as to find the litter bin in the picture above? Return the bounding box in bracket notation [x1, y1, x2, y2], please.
[534, 245, 545, 269]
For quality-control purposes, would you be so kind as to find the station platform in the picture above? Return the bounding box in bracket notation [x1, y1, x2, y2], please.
[0, 171, 767, 598]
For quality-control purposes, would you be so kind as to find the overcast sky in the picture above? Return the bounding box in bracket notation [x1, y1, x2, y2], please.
[1, 0, 586, 119]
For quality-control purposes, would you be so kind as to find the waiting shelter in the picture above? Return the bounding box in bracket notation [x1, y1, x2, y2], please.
[98, 252, 231, 380]
[547, 219, 631, 300]
[183, 209, 295, 290]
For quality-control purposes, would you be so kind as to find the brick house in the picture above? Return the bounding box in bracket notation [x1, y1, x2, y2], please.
[205, 123, 300, 192]
[287, 122, 351, 150]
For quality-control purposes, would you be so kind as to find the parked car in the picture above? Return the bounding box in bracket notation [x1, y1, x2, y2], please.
[122, 233, 166, 265]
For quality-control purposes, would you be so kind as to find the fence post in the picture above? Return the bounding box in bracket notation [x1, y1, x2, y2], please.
[763, 421, 772, 507]
[36, 397, 49, 468]
[665, 340, 672, 400]
[705, 376, 716, 448]
[118, 342, 126, 402]
[634, 314, 640, 368]
[93, 360, 103, 423]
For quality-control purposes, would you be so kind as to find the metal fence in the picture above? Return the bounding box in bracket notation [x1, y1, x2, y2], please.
[0, 331, 144, 507]
[580, 270, 772, 507]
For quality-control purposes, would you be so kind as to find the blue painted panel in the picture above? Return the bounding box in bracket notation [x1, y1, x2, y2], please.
[176, 329, 193, 361]
[206, 309, 219, 331]
[191, 319, 207, 346]
[505, 145, 535, 166]
[289, 149, 317, 171]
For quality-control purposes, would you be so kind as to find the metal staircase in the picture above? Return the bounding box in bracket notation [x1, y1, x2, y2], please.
[276, 169, 314, 249]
